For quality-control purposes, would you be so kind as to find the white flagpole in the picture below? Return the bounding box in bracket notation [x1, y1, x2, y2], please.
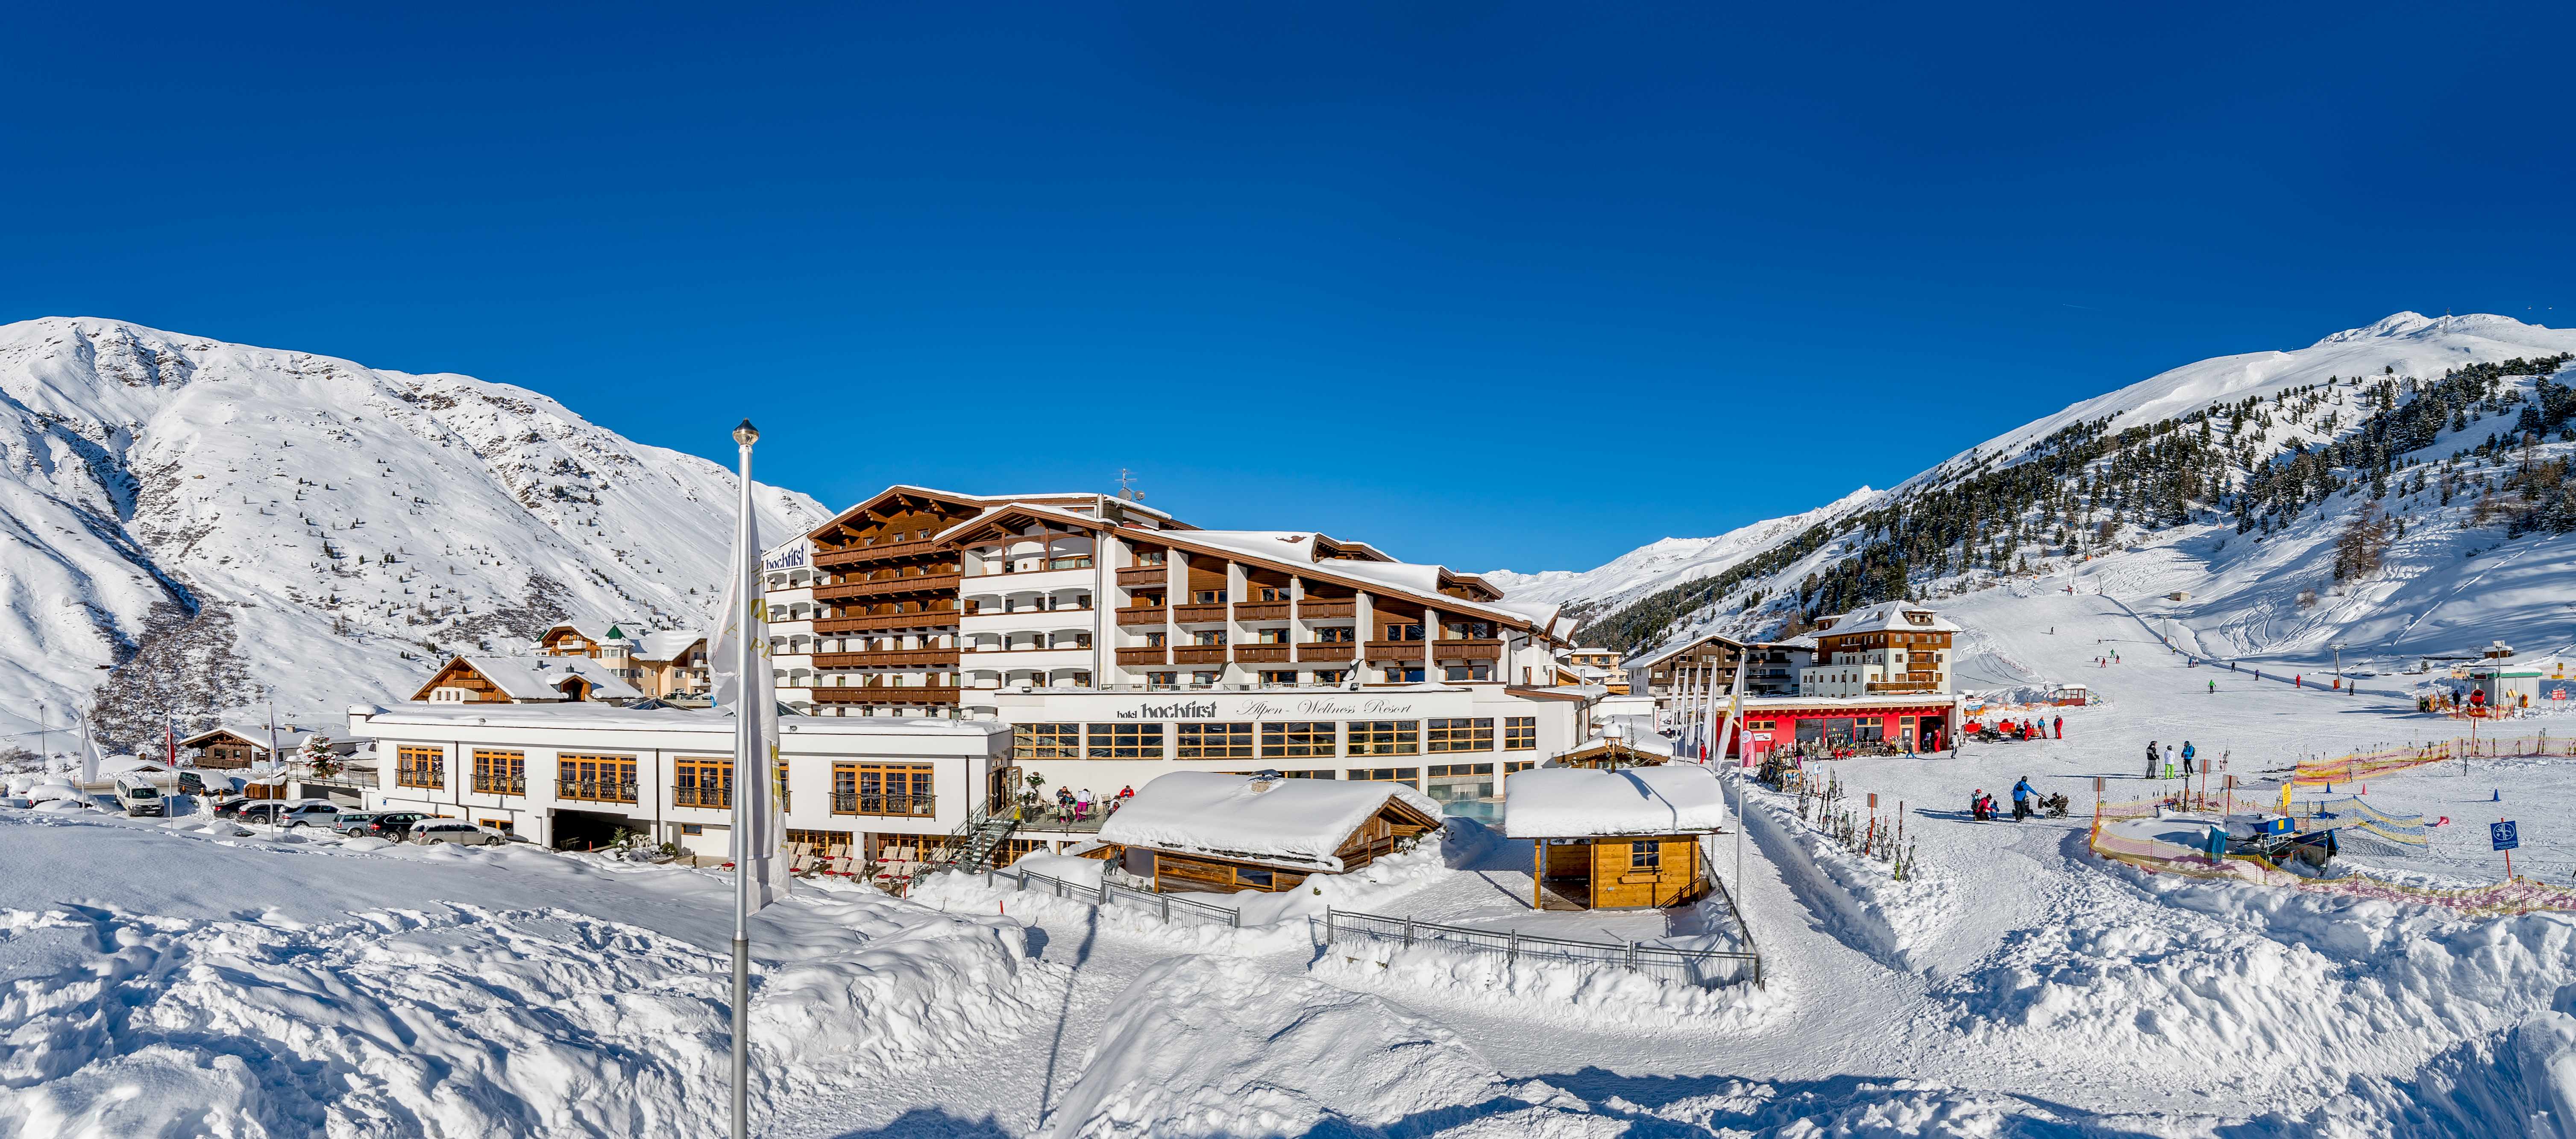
[1714, 652, 1748, 902]
[729, 419, 757, 1139]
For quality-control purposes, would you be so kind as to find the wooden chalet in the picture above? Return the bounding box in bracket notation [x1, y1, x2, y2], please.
[1548, 733, 1673, 769]
[177, 726, 320, 769]
[1097, 771, 1444, 893]
[1505, 766, 1730, 910]
[413, 655, 645, 704]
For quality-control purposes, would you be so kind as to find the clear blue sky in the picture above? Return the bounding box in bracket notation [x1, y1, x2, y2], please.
[6, 2, 2570, 574]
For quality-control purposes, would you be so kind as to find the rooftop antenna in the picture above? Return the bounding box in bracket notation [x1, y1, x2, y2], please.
[1114, 468, 1146, 502]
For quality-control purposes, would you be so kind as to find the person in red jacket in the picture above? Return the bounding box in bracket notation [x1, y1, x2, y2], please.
[2053, 715, 2063, 739]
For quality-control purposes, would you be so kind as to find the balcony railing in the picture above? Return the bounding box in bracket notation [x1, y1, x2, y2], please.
[1115, 566, 1168, 587]
[1298, 599, 1357, 619]
[1233, 601, 1290, 622]
[674, 786, 733, 808]
[1297, 643, 1355, 662]
[1235, 645, 1291, 663]
[1173, 646, 1227, 664]
[1115, 647, 1168, 666]
[814, 610, 961, 634]
[1865, 680, 1942, 694]
[813, 571, 962, 602]
[807, 685, 963, 704]
[471, 774, 526, 795]
[1171, 603, 1227, 623]
[832, 792, 937, 817]
[1365, 640, 1426, 661]
[1115, 608, 1168, 626]
[811, 649, 961, 669]
[813, 539, 944, 567]
[560, 779, 640, 804]
[1430, 639, 1503, 661]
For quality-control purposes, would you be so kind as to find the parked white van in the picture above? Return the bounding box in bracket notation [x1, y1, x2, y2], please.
[114, 774, 167, 817]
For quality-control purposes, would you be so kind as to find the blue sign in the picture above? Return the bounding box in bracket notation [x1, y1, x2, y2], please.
[2492, 821, 2520, 851]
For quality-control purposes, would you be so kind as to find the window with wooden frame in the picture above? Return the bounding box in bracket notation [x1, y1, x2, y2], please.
[1314, 626, 1355, 643]
[1086, 722, 1164, 759]
[1348, 720, 1419, 756]
[1345, 766, 1420, 787]
[1426, 718, 1493, 752]
[1255, 627, 1291, 644]
[1257, 586, 1292, 602]
[1012, 723, 1081, 760]
[833, 762, 934, 815]
[1382, 623, 1424, 641]
[1257, 669, 1297, 685]
[674, 757, 732, 808]
[1426, 763, 1495, 777]
[1146, 671, 1179, 690]
[1503, 716, 1537, 750]
[1176, 722, 1254, 758]
[396, 746, 444, 789]
[557, 754, 638, 802]
[1631, 840, 1662, 869]
[1260, 722, 1336, 758]
[1503, 760, 1537, 774]
[470, 749, 524, 794]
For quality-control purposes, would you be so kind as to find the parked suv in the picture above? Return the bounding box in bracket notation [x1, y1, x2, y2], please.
[331, 812, 383, 836]
[358, 812, 433, 840]
[238, 801, 342, 829]
[411, 821, 508, 847]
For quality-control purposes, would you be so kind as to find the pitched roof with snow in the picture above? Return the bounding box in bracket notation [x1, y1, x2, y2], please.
[426, 655, 645, 702]
[1816, 604, 1958, 636]
[1097, 771, 1443, 872]
[1502, 766, 1731, 837]
[634, 631, 706, 661]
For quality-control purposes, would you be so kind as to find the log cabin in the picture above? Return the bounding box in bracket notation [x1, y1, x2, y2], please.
[1097, 770, 1444, 893]
[1505, 766, 1730, 910]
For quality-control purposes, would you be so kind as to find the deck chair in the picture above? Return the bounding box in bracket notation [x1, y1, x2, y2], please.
[787, 842, 815, 873]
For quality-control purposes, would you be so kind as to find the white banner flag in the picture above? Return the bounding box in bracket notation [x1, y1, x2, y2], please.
[712, 472, 789, 914]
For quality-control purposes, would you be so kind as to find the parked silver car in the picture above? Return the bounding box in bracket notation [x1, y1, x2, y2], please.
[237, 801, 342, 829]
[411, 821, 509, 846]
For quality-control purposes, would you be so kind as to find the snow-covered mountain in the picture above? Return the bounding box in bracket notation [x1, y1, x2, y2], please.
[0, 317, 825, 751]
[1482, 486, 1881, 616]
[1534, 313, 2576, 664]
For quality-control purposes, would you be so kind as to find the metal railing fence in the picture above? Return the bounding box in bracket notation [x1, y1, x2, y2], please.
[1320, 901, 1760, 990]
[1009, 866, 1241, 929]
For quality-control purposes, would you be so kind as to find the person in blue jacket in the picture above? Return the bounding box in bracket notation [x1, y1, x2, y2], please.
[2011, 777, 2036, 822]
[2182, 741, 2196, 775]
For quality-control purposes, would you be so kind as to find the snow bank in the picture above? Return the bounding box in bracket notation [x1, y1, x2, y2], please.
[1311, 940, 1774, 1028]
[1733, 776, 1951, 974]
[0, 817, 1044, 1138]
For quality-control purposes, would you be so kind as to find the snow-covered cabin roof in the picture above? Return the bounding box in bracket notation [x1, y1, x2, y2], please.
[179, 726, 321, 754]
[1624, 632, 1749, 671]
[1097, 772, 1443, 873]
[1502, 766, 1731, 837]
[418, 655, 645, 702]
[541, 619, 651, 650]
[634, 631, 706, 661]
[1813, 604, 1957, 636]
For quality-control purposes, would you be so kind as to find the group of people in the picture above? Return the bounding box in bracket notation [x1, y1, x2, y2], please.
[1049, 784, 1135, 823]
[1969, 777, 2039, 822]
[2143, 739, 2198, 778]
[1977, 715, 2063, 741]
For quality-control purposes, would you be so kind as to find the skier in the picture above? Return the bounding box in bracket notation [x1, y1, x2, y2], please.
[2011, 777, 2035, 822]
[2296, 675, 2303, 689]
[2208, 679, 2216, 694]
[2054, 715, 2063, 739]
[2182, 741, 2196, 775]
[2145, 740, 2160, 779]
[2165, 743, 2177, 775]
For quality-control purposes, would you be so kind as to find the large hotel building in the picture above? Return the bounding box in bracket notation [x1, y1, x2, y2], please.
[753, 485, 1596, 825]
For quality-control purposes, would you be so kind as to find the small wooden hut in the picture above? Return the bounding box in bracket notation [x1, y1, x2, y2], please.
[1098, 771, 1444, 894]
[1504, 766, 1730, 910]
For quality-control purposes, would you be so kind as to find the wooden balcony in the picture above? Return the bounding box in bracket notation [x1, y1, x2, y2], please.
[1233, 602, 1290, 622]
[1234, 645, 1291, 663]
[815, 610, 961, 634]
[1297, 643, 1355, 662]
[1430, 639, 1503, 661]
[813, 571, 962, 602]
[811, 649, 959, 669]
[1115, 607, 1169, 627]
[1170, 602, 1227, 623]
[1865, 680, 1942, 694]
[1115, 565, 1169, 587]
[1365, 640, 1426, 661]
[1173, 646, 1227, 665]
[813, 539, 944, 567]
[1115, 647, 1168, 666]
[1297, 599, 1357, 619]
[805, 685, 962, 705]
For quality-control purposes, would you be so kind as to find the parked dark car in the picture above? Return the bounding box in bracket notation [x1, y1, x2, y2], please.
[361, 812, 434, 840]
